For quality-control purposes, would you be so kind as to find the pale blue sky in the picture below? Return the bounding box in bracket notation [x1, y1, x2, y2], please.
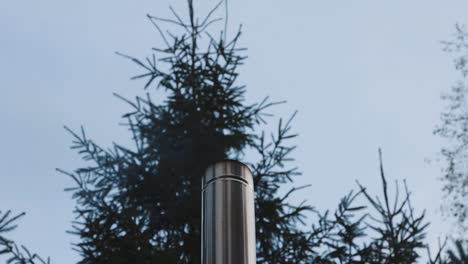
[1, 0, 467, 263]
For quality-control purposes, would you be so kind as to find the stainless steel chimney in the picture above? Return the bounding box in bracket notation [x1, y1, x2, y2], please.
[201, 160, 256, 264]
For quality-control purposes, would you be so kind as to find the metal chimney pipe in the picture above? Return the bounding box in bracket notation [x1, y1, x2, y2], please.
[201, 160, 256, 264]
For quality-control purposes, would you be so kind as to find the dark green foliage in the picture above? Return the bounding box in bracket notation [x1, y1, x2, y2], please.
[308, 150, 430, 264]
[0, 210, 50, 264]
[62, 1, 312, 263]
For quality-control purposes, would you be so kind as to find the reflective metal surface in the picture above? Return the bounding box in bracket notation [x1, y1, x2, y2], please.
[202, 160, 256, 264]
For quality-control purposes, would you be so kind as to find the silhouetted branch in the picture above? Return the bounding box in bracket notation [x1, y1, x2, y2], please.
[0, 210, 51, 264]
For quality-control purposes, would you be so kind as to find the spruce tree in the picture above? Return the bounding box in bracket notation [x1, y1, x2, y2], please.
[307, 151, 433, 264]
[62, 1, 312, 263]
